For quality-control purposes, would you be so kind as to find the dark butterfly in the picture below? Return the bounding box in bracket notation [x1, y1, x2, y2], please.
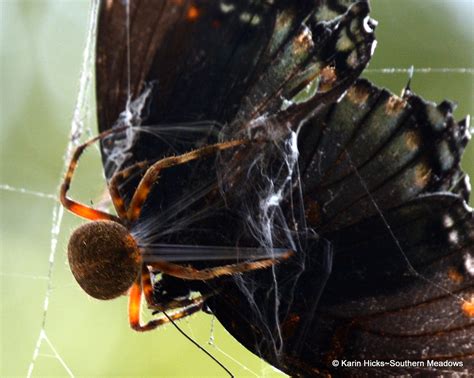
[61, 0, 473, 376]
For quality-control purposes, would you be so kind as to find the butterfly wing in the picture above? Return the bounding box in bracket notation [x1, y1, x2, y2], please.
[95, 0, 376, 241]
[93, 1, 474, 376]
[211, 80, 474, 376]
[96, 0, 376, 137]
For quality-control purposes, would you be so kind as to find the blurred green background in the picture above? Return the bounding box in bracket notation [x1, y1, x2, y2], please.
[0, 1, 473, 377]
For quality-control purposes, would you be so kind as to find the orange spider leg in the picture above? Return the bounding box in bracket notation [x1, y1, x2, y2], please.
[129, 272, 204, 332]
[147, 250, 293, 281]
[108, 161, 149, 220]
[127, 139, 246, 222]
[140, 264, 155, 306]
[60, 127, 128, 222]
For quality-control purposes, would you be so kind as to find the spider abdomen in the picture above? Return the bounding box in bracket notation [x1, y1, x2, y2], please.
[68, 220, 141, 300]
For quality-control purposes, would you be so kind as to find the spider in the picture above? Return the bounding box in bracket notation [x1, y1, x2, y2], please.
[60, 127, 292, 331]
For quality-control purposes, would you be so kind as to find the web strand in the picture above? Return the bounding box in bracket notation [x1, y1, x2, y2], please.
[208, 315, 260, 377]
[365, 67, 474, 74]
[26, 1, 100, 377]
[0, 184, 56, 201]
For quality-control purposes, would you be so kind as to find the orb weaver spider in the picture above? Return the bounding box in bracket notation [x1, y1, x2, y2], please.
[60, 127, 292, 331]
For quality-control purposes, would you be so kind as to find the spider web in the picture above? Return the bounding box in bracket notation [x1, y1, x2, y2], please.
[0, 0, 473, 377]
[25, 1, 99, 377]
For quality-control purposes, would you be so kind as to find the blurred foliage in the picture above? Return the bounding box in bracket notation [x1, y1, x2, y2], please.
[0, 0, 472, 376]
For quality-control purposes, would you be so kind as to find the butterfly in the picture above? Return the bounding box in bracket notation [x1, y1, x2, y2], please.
[62, 0, 473, 376]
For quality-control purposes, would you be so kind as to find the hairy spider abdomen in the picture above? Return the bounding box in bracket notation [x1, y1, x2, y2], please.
[68, 220, 141, 300]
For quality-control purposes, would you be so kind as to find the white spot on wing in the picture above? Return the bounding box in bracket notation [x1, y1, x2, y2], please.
[240, 12, 251, 23]
[346, 50, 358, 68]
[280, 98, 294, 111]
[220, 2, 235, 13]
[465, 114, 471, 135]
[370, 40, 378, 56]
[250, 15, 261, 26]
[363, 16, 376, 33]
[437, 140, 454, 171]
[443, 215, 454, 228]
[315, 5, 338, 21]
[465, 253, 474, 276]
[427, 106, 446, 131]
[336, 29, 354, 52]
[465, 175, 472, 195]
[449, 230, 459, 244]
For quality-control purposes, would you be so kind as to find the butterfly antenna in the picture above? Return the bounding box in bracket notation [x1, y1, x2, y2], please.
[162, 311, 234, 378]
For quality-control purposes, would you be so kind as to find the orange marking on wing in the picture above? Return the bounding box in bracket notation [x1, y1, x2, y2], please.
[319, 66, 337, 92]
[281, 313, 301, 339]
[447, 267, 464, 284]
[404, 130, 421, 151]
[415, 163, 431, 188]
[294, 29, 313, 53]
[385, 95, 407, 115]
[119, 171, 130, 179]
[187, 5, 199, 21]
[461, 296, 474, 317]
[347, 83, 370, 105]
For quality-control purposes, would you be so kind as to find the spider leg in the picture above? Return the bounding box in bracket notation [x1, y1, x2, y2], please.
[108, 161, 149, 220]
[127, 139, 246, 222]
[147, 250, 293, 281]
[60, 127, 128, 222]
[129, 271, 204, 332]
[141, 264, 155, 307]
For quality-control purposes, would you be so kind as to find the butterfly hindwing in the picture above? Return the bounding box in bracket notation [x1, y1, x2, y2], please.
[211, 82, 474, 375]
